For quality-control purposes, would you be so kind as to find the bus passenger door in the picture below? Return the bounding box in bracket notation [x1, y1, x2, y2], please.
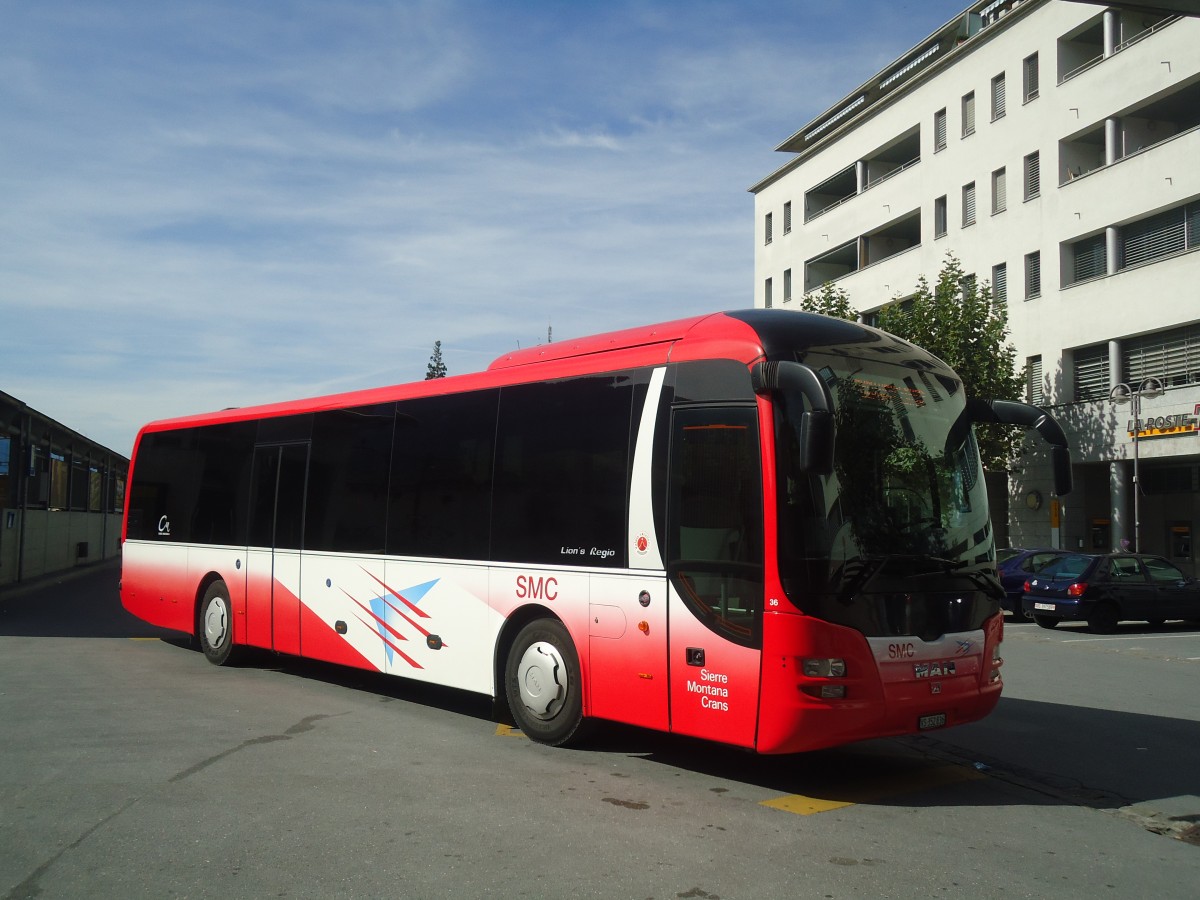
[587, 574, 669, 730]
[666, 406, 763, 749]
[246, 443, 309, 655]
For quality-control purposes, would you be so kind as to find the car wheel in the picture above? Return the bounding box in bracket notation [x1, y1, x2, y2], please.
[1033, 614, 1058, 629]
[1087, 603, 1119, 634]
[504, 618, 586, 747]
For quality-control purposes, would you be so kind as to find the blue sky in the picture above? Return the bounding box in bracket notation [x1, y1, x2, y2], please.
[2, 0, 970, 455]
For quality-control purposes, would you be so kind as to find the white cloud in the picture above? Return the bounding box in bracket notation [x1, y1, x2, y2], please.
[1, 0, 970, 453]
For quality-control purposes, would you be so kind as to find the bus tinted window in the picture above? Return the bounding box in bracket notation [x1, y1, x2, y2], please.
[388, 390, 498, 560]
[127, 422, 255, 544]
[306, 405, 394, 554]
[668, 406, 764, 647]
[492, 375, 635, 567]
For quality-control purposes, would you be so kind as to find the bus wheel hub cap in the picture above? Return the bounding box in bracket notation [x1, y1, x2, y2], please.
[517, 641, 566, 720]
[205, 600, 228, 647]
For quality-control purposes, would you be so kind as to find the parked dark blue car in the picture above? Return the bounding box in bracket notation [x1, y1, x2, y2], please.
[997, 548, 1070, 619]
[1021, 553, 1200, 633]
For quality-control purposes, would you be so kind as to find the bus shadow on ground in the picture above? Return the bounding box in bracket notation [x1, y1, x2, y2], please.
[239, 641, 1200, 828]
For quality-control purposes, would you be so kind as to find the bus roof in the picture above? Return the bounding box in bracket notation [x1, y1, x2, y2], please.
[131, 308, 917, 438]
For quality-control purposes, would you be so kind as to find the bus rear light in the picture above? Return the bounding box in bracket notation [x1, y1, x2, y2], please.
[800, 684, 847, 700]
[801, 658, 846, 678]
[1067, 582, 1087, 598]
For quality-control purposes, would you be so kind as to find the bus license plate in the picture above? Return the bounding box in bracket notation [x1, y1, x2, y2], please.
[919, 713, 946, 730]
[1034, 602, 1055, 611]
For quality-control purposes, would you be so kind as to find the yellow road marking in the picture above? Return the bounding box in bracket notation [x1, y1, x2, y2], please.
[761, 764, 982, 815]
[495, 724, 527, 739]
[761, 795, 855, 815]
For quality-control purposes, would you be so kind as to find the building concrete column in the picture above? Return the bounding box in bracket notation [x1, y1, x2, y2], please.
[1106, 227, 1119, 276]
[1108, 339, 1122, 388]
[855, 159, 867, 194]
[1103, 9, 1118, 57]
[1105, 117, 1119, 165]
[1110, 459, 1128, 552]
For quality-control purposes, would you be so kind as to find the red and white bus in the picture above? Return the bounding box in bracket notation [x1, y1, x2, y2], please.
[121, 309, 1072, 753]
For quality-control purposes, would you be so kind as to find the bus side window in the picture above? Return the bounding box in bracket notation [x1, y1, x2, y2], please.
[668, 406, 764, 647]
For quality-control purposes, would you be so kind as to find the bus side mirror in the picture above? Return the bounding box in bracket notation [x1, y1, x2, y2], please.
[1051, 445, 1073, 498]
[797, 410, 834, 475]
[753, 361, 835, 476]
[967, 398, 1074, 497]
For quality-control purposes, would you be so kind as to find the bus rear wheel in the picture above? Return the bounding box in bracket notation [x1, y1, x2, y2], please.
[505, 618, 585, 747]
[199, 580, 236, 666]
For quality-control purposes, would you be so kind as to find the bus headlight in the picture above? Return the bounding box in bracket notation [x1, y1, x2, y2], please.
[802, 657, 846, 678]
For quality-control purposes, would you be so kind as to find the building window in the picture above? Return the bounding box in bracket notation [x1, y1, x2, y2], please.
[1025, 251, 1041, 299]
[934, 108, 947, 151]
[1124, 323, 1200, 388]
[961, 92, 976, 137]
[1023, 53, 1039, 102]
[764, 277, 773, 308]
[962, 182, 976, 227]
[1073, 344, 1110, 401]
[764, 212, 773, 245]
[1119, 200, 1200, 269]
[1026, 356, 1044, 406]
[991, 167, 1006, 214]
[783, 268, 792, 303]
[1066, 233, 1107, 285]
[991, 72, 1006, 120]
[1023, 151, 1040, 200]
[934, 195, 947, 238]
[783, 201, 792, 234]
[992, 262, 1007, 306]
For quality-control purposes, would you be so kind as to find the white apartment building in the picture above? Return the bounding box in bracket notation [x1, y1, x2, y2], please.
[751, 0, 1200, 571]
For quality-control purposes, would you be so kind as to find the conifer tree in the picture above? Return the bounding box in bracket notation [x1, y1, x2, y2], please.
[425, 340, 447, 380]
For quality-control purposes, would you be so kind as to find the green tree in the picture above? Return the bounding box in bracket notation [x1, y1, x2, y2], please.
[425, 340, 447, 380]
[876, 253, 1024, 470]
[799, 281, 858, 321]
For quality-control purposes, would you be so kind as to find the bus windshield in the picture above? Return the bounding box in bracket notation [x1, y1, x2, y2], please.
[774, 352, 999, 637]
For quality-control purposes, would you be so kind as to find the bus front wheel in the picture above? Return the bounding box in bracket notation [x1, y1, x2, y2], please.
[505, 618, 585, 747]
[199, 580, 236, 666]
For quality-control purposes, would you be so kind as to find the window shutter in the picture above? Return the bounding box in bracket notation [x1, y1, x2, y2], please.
[1024, 152, 1040, 200]
[991, 73, 1006, 119]
[962, 93, 975, 136]
[992, 168, 1006, 213]
[1122, 207, 1185, 268]
[1025, 251, 1041, 298]
[1072, 234, 1107, 283]
[1073, 345, 1109, 401]
[934, 109, 947, 150]
[963, 182, 976, 226]
[783, 201, 792, 234]
[1027, 356, 1044, 405]
[992, 262, 1007, 303]
[1124, 323, 1200, 388]
[764, 212, 773, 245]
[1023, 54, 1039, 101]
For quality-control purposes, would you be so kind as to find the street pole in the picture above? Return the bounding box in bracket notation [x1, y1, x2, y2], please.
[1109, 377, 1164, 553]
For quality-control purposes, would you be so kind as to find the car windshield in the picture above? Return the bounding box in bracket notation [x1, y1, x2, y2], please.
[997, 548, 1023, 564]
